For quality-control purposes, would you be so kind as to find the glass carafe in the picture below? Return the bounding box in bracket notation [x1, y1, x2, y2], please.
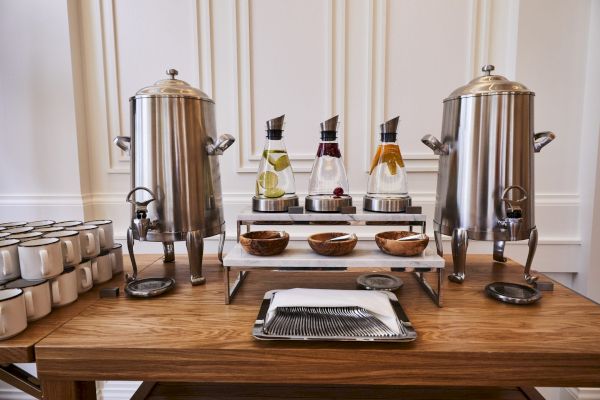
[252, 115, 299, 212]
[364, 117, 411, 213]
[305, 116, 352, 212]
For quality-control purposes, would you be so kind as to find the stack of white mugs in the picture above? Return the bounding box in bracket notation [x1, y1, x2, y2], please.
[0, 219, 123, 340]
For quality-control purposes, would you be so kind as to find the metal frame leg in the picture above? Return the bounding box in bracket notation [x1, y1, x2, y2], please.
[413, 269, 443, 307]
[448, 228, 468, 283]
[218, 231, 226, 264]
[126, 227, 138, 282]
[524, 227, 539, 284]
[434, 229, 443, 257]
[493, 240, 507, 262]
[223, 267, 248, 304]
[162, 241, 175, 263]
[0, 364, 42, 399]
[186, 230, 206, 285]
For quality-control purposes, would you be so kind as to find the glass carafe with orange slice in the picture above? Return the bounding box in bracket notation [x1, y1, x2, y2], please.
[252, 115, 299, 212]
[364, 117, 412, 212]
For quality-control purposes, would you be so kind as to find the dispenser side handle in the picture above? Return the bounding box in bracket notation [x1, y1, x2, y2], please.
[114, 136, 131, 153]
[533, 131, 555, 153]
[421, 134, 449, 155]
[206, 134, 235, 155]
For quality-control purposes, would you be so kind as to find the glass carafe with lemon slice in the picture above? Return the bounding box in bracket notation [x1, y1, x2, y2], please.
[363, 116, 412, 212]
[252, 115, 299, 212]
[305, 115, 353, 212]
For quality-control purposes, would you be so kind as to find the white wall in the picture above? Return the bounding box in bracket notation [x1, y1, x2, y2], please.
[1, 1, 600, 399]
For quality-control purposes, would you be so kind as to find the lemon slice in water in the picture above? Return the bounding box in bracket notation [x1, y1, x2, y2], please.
[264, 187, 285, 198]
[257, 171, 278, 189]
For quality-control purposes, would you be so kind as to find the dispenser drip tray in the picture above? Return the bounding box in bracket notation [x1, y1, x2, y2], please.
[485, 282, 542, 305]
[125, 277, 176, 298]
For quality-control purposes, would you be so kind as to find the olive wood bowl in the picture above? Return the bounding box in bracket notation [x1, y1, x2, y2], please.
[375, 231, 429, 257]
[307, 232, 357, 256]
[240, 231, 289, 256]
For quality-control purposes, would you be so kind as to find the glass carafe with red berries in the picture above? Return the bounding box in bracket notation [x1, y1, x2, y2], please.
[305, 115, 352, 212]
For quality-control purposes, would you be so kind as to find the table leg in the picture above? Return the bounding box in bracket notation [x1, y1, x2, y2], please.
[41, 379, 96, 400]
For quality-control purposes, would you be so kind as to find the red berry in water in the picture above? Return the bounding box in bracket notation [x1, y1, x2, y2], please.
[333, 187, 344, 196]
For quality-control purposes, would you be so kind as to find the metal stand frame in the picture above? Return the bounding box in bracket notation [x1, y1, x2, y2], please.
[0, 364, 42, 399]
[225, 213, 443, 307]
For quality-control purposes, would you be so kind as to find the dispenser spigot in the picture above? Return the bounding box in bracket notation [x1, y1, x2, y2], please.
[498, 185, 528, 241]
[126, 186, 157, 241]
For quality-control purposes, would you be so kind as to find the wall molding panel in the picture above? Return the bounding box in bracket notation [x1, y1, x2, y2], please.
[234, 0, 346, 173]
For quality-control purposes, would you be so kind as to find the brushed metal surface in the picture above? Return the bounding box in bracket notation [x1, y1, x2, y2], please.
[362, 195, 411, 213]
[252, 195, 299, 212]
[304, 195, 353, 212]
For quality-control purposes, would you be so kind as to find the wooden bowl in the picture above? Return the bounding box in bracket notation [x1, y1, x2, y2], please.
[307, 232, 357, 256]
[240, 231, 289, 256]
[375, 231, 429, 257]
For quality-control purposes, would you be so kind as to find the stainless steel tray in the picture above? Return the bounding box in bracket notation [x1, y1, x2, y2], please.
[252, 290, 417, 342]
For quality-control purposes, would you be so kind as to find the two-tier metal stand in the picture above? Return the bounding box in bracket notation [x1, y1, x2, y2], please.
[223, 209, 445, 306]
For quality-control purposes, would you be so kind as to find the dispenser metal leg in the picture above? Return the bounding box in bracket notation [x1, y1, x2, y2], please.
[493, 240, 507, 262]
[218, 231, 226, 264]
[524, 227, 539, 284]
[434, 230, 443, 257]
[186, 230, 206, 285]
[448, 228, 468, 284]
[163, 241, 175, 263]
[126, 227, 138, 282]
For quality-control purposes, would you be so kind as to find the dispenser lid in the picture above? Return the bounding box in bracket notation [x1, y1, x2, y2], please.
[445, 65, 533, 101]
[134, 69, 213, 102]
[320, 115, 339, 141]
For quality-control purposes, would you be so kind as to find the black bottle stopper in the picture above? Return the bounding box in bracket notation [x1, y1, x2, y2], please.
[380, 116, 400, 142]
[266, 115, 285, 140]
[320, 115, 339, 141]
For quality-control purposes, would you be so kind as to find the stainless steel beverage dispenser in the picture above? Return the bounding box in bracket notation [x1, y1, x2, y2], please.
[115, 69, 234, 289]
[422, 65, 555, 284]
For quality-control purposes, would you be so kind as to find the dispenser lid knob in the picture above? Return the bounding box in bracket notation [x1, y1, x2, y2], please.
[481, 64, 495, 76]
[166, 68, 179, 79]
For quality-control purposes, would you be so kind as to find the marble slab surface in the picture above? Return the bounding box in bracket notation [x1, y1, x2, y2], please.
[223, 241, 444, 270]
[237, 208, 426, 222]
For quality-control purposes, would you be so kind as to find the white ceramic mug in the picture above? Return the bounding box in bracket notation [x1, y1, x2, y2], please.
[75, 260, 93, 294]
[43, 230, 82, 267]
[0, 222, 27, 229]
[8, 232, 44, 242]
[53, 220, 82, 228]
[18, 238, 64, 280]
[109, 243, 123, 274]
[92, 254, 113, 284]
[0, 239, 21, 283]
[3, 226, 34, 235]
[25, 220, 55, 228]
[85, 220, 114, 251]
[36, 226, 65, 234]
[50, 266, 78, 307]
[0, 288, 27, 340]
[71, 225, 101, 259]
[5, 279, 51, 322]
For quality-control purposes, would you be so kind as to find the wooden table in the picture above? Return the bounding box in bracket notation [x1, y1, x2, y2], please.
[35, 254, 600, 399]
[0, 255, 161, 398]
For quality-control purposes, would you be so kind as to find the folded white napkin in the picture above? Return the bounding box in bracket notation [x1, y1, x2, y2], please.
[266, 288, 400, 334]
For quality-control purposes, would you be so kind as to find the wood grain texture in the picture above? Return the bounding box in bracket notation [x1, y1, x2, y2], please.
[36, 255, 600, 387]
[0, 254, 161, 363]
[144, 383, 545, 400]
[41, 379, 96, 400]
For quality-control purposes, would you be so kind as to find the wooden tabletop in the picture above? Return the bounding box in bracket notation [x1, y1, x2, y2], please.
[36, 254, 600, 388]
[0, 255, 160, 363]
